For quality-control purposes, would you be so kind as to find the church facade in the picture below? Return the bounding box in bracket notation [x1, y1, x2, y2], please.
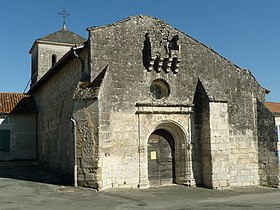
[2, 15, 279, 190]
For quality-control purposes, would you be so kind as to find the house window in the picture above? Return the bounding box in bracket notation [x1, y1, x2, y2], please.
[52, 54, 57, 67]
[0, 130, 10, 152]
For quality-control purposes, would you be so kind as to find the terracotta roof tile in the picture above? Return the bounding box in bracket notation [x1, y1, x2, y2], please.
[265, 102, 280, 114]
[0, 93, 37, 114]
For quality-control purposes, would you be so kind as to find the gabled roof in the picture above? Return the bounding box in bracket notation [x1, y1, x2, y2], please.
[38, 28, 86, 45]
[87, 15, 268, 95]
[0, 93, 37, 114]
[265, 101, 280, 115]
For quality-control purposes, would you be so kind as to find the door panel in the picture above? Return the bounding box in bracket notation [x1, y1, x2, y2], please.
[148, 132, 174, 186]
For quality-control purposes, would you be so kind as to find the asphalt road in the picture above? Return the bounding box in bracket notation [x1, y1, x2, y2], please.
[0, 163, 280, 210]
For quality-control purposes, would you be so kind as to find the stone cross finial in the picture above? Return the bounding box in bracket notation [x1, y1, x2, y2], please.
[58, 8, 70, 30]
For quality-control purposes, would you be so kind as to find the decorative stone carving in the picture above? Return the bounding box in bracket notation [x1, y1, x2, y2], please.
[143, 32, 181, 74]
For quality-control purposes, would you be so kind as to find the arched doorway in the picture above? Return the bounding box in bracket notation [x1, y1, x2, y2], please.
[147, 129, 175, 186]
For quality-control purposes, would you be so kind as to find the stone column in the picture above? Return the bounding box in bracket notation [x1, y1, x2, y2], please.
[182, 114, 196, 186]
[137, 114, 150, 188]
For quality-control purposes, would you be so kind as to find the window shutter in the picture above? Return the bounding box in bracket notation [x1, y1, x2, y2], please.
[0, 130, 10, 152]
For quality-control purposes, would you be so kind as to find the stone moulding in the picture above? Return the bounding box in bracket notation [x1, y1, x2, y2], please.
[135, 103, 193, 114]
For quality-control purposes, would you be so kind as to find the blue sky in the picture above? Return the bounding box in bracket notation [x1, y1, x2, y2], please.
[0, 0, 279, 101]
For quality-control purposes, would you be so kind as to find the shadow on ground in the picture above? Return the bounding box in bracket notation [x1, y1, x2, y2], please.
[0, 161, 72, 186]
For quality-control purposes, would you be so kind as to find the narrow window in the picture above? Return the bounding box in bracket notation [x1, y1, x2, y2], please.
[0, 130, 10, 152]
[52, 54, 57, 67]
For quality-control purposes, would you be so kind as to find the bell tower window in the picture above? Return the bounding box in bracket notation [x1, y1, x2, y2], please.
[52, 54, 57, 67]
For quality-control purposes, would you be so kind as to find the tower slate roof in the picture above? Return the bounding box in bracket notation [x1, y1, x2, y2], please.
[37, 28, 86, 45]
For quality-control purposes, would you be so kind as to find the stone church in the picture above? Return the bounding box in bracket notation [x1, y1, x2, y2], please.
[0, 15, 279, 190]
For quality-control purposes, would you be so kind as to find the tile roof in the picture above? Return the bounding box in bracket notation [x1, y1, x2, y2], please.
[0, 93, 37, 114]
[265, 101, 280, 115]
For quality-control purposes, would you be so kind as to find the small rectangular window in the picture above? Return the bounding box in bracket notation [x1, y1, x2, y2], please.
[0, 130, 10, 152]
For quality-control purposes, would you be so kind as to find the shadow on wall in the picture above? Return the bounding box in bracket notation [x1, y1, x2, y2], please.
[257, 100, 279, 188]
[0, 162, 72, 186]
[192, 79, 211, 188]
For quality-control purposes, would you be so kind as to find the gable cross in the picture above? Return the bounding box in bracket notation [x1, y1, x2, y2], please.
[58, 8, 70, 30]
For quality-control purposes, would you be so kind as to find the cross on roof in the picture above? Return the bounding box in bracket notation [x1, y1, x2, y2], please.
[58, 8, 70, 30]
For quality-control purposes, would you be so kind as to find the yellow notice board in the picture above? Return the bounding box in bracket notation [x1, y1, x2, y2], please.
[151, 151, 157, 160]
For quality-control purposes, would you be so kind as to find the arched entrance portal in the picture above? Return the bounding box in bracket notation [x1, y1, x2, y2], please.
[147, 129, 175, 186]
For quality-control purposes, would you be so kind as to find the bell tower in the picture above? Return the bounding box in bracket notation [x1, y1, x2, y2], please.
[29, 10, 85, 87]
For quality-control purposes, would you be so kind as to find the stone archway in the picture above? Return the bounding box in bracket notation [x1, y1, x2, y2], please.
[142, 120, 193, 187]
[136, 114, 194, 188]
[147, 129, 175, 186]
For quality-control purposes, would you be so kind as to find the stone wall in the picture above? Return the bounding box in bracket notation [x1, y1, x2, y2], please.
[31, 43, 74, 86]
[0, 114, 36, 161]
[73, 98, 99, 188]
[193, 81, 210, 187]
[208, 101, 231, 189]
[33, 48, 87, 179]
[227, 93, 259, 187]
[257, 101, 279, 187]
[101, 112, 139, 189]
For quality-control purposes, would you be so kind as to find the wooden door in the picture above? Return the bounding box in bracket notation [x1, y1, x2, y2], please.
[148, 131, 174, 186]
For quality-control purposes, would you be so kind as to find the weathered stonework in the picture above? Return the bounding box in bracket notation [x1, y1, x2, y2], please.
[30, 48, 88, 179]
[0, 114, 37, 161]
[257, 101, 279, 187]
[28, 15, 279, 190]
